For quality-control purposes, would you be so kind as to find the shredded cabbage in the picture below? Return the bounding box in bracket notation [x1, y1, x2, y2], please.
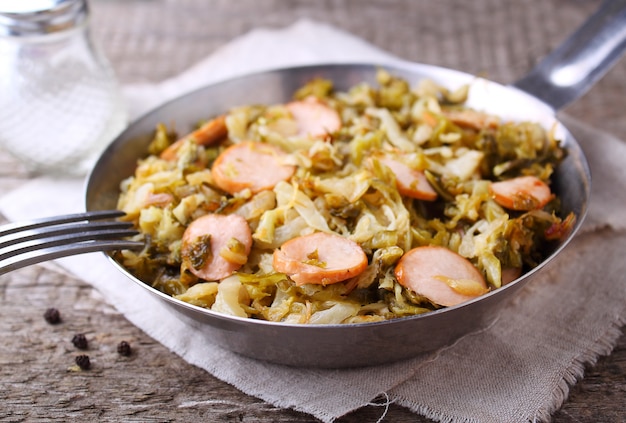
[116, 69, 573, 324]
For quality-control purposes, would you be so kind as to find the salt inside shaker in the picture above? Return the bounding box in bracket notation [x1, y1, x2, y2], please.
[0, 0, 127, 175]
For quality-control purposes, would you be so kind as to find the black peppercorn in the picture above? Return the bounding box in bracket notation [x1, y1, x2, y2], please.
[43, 308, 61, 324]
[71, 333, 88, 350]
[75, 354, 91, 370]
[117, 341, 132, 357]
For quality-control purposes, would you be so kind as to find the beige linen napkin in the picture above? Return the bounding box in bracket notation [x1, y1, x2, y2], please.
[1, 20, 625, 423]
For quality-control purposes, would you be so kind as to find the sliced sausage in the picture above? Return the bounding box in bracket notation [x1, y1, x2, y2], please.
[379, 157, 438, 201]
[394, 246, 487, 307]
[490, 175, 553, 211]
[181, 214, 252, 281]
[143, 192, 174, 208]
[211, 141, 295, 195]
[442, 109, 499, 130]
[273, 232, 368, 286]
[286, 97, 341, 138]
[501, 267, 522, 285]
[161, 115, 228, 161]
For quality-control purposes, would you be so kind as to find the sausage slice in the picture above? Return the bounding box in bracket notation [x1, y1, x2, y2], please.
[490, 175, 553, 211]
[442, 109, 499, 130]
[181, 214, 252, 281]
[379, 157, 438, 201]
[161, 115, 228, 161]
[395, 246, 487, 307]
[273, 232, 368, 286]
[286, 97, 341, 138]
[211, 141, 295, 195]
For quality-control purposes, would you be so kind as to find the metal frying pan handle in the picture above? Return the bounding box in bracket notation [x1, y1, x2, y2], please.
[513, 0, 626, 110]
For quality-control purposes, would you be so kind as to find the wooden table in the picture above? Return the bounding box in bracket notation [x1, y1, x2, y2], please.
[1, 1, 624, 421]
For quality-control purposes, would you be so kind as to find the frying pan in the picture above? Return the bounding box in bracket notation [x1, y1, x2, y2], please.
[85, 0, 626, 367]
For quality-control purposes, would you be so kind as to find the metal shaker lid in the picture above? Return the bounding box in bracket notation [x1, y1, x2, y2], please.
[0, 0, 88, 36]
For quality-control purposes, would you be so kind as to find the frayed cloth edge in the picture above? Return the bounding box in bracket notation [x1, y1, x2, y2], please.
[530, 316, 626, 423]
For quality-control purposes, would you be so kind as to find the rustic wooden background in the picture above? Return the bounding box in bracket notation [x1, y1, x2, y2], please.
[1, 0, 624, 421]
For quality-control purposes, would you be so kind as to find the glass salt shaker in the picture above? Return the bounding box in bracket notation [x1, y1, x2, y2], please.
[0, 0, 127, 176]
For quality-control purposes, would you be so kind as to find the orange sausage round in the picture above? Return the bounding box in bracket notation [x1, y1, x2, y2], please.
[211, 141, 295, 195]
[286, 97, 342, 138]
[490, 175, 553, 211]
[181, 214, 252, 281]
[161, 115, 228, 161]
[395, 246, 487, 307]
[273, 232, 368, 286]
[379, 157, 438, 201]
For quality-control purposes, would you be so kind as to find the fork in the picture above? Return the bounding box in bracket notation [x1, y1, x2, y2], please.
[0, 210, 144, 275]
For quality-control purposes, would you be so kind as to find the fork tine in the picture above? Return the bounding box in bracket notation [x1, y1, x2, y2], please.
[0, 220, 134, 249]
[0, 227, 141, 262]
[0, 239, 144, 275]
[0, 210, 127, 237]
[0, 210, 144, 275]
